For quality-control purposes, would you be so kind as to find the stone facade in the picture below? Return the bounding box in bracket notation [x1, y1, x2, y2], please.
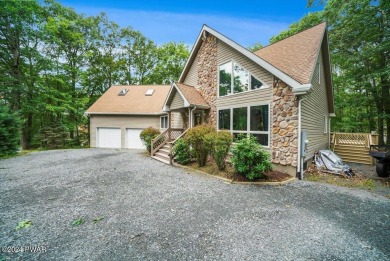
[272, 78, 299, 168]
[196, 34, 218, 127]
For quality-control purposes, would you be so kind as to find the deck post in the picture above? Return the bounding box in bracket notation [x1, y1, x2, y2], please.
[169, 142, 173, 165]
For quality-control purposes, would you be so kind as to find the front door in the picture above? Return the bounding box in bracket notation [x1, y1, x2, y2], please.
[193, 110, 204, 127]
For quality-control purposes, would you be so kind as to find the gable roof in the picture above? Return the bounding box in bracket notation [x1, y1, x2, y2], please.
[86, 85, 170, 115]
[176, 83, 209, 107]
[180, 25, 310, 93]
[180, 23, 334, 95]
[254, 23, 327, 85]
[163, 83, 209, 111]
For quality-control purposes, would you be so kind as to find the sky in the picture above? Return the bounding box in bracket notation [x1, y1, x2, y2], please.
[57, 0, 323, 48]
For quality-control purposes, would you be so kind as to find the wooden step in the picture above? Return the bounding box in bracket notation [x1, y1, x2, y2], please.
[152, 155, 170, 164]
[334, 147, 369, 153]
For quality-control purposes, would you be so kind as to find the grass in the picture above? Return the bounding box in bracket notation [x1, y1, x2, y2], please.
[15, 220, 33, 230]
[304, 165, 390, 197]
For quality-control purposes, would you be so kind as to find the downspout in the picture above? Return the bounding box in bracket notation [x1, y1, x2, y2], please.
[328, 116, 331, 149]
[297, 96, 307, 180]
[190, 106, 197, 128]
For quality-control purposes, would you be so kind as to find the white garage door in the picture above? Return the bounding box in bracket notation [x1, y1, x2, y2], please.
[126, 129, 145, 149]
[97, 128, 121, 148]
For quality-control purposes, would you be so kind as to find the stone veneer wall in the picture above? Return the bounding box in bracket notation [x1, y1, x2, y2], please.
[272, 78, 299, 169]
[196, 34, 218, 127]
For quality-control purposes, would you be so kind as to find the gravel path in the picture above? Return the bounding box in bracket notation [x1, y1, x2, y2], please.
[1, 149, 389, 261]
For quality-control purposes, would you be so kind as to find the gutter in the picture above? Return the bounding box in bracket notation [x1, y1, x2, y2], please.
[292, 83, 312, 96]
[85, 112, 168, 116]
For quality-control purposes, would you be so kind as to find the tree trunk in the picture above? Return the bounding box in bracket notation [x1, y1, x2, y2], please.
[381, 75, 390, 145]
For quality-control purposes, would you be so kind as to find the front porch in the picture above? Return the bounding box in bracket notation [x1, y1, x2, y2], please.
[151, 82, 210, 164]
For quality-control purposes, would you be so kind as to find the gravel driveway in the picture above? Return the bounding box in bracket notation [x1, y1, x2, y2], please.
[1, 149, 389, 261]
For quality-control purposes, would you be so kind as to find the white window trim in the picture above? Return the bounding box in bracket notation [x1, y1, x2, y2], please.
[217, 103, 270, 148]
[160, 115, 168, 129]
[217, 60, 269, 97]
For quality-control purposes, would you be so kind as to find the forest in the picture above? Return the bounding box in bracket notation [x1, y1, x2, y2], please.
[0, 0, 389, 155]
[0, 0, 190, 151]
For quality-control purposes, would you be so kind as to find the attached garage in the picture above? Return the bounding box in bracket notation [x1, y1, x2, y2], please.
[126, 128, 144, 149]
[86, 85, 170, 149]
[97, 128, 121, 148]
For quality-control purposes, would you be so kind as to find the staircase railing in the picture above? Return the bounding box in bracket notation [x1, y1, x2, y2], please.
[151, 129, 169, 156]
[168, 128, 190, 165]
[151, 128, 184, 157]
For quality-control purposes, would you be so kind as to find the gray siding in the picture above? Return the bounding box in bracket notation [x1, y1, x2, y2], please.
[90, 115, 161, 148]
[171, 112, 184, 128]
[183, 55, 198, 87]
[170, 91, 184, 110]
[301, 50, 330, 161]
[216, 41, 273, 108]
[217, 41, 273, 86]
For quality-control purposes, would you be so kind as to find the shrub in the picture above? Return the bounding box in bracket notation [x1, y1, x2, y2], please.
[231, 134, 272, 180]
[173, 138, 191, 165]
[140, 127, 160, 153]
[0, 106, 21, 157]
[205, 131, 233, 170]
[185, 124, 215, 167]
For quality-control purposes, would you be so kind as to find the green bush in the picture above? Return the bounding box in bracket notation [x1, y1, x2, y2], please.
[231, 134, 272, 180]
[185, 124, 215, 167]
[0, 106, 21, 157]
[140, 127, 160, 153]
[173, 138, 191, 165]
[205, 131, 233, 170]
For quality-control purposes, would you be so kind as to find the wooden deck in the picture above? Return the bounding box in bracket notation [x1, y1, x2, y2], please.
[331, 133, 378, 165]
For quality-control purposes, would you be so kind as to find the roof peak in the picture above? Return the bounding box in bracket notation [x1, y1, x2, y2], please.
[255, 22, 327, 54]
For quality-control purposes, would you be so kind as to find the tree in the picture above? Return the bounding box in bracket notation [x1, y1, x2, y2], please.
[247, 42, 264, 52]
[119, 28, 157, 84]
[152, 42, 190, 84]
[269, 12, 324, 44]
[0, 105, 21, 157]
[0, 0, 46, 149]
[271, 0, 390, 144]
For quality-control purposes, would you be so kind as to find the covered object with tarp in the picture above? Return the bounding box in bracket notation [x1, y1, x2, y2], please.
[314, 150, 354, 177]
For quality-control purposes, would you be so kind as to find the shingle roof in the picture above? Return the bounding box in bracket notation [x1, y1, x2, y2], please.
[86, 85, 170, 114]
[175, 83, 209, 107]
[254, 22, 327, 85]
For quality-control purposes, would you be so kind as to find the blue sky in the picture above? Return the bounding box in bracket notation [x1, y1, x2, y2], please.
[57, 0, 323, 48]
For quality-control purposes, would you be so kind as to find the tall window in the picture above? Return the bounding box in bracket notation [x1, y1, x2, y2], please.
[218, 109, 230, 130]
[218, 105, 269, 146]
[219, 61, 264, 96]
[160, 116, 168, 129]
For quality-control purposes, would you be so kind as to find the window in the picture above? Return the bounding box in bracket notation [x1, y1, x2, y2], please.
[251, 75, 263, 90]
[218, 104, 269, 146]
[233, 107, 247, 131]
[218, 109, 230, 130]
[218, 61, 264, 96]
[233, 63, 249, 93]
[160, 116, 168, 129]
[145, 89, 154, 96]
[219, 63, 232, 96]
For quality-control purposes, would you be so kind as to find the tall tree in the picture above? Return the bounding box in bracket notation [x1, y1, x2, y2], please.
[0, 0, 45, 148]
[152, 42, 190, 84]
[271, 0, 390, 144]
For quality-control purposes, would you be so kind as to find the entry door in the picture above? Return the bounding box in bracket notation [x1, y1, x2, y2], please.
[193, 110, 205, 127]
[126, 129, 145, 149]
[97, 128, 121, 148]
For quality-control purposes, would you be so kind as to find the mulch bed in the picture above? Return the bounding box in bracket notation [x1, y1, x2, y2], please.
[184, 157, 291, 183]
